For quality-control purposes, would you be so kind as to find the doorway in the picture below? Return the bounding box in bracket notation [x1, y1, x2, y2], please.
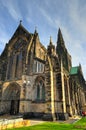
[10, 100, 20, 115]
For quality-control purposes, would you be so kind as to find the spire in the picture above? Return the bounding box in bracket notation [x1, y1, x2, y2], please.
[79, 63, 81, 67]
[34, 26, 38, 37]
[47, 36, 56, 56]
[57, 28, 64, 45]
[79, 63, 84, 77]
[50, 36, 53, 45]
[79, 63, 82, 72]
[34, 26, 37, 34]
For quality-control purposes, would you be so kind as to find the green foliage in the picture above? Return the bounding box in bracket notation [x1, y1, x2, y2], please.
[7, 117, 86, 130]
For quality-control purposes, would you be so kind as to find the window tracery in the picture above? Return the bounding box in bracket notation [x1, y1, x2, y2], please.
[35, 79, 45, 101]
[33, 60, 44, 73]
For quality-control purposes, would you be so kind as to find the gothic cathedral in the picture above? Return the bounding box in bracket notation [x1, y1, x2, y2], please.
[0, 23, 86, 120]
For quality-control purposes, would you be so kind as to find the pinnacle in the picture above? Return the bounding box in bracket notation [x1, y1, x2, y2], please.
[34, 26, 37, 33]
[50, 36, 53, 45]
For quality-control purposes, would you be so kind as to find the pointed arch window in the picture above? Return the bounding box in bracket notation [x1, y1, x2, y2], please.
[42, 84, 45, 100]
[37, 85, 40, 99]
[15, 54, 19, 78]
[7, 55, 14, 79]
[15, 52, 22, 78]
[36, 80, 45, 101]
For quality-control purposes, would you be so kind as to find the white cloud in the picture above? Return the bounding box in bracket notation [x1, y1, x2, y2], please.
[1, 0, 22, 21]
[47, 0, 86, 79]
[39, 8, 53, 26]
[66, 0, 86, 78]
[0, 23, 10, 54]
[69, 0, 86, 39]
[0, 0, 86, 79]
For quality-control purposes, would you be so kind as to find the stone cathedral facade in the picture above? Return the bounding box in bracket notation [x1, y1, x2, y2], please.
[0, 23, 86, 120]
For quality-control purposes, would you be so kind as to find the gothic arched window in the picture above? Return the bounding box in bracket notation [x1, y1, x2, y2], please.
[36, 80, 45, 101]
[15, 52, 22, 78]
[37, 85, 40, 100]
[15, 54, 19, 78]
[42, 84, 45, 100]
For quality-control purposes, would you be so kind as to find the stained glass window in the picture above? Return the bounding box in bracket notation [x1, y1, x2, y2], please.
[36, 80, 45, 101]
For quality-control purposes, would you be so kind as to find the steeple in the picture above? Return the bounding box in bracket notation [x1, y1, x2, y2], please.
[57, 28, 65, 47]
[56, 28, 66, 55]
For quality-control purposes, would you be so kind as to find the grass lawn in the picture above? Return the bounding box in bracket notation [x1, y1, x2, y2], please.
[74, 117, 86, 129]
[7, 117, 86, 130]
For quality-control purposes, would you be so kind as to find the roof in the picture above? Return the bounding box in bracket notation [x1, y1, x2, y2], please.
[70, 66, 79, 75]
[9, 23, 32, 43]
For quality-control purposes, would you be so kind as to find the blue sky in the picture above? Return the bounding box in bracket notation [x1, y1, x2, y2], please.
[0, 0, 86, 79]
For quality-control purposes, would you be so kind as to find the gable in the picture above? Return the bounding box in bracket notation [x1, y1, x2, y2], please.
[11, 24, 31, 40]
[8, 24, 32, 49]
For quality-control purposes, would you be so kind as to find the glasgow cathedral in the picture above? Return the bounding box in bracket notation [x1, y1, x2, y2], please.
[0, 22, 86, 120]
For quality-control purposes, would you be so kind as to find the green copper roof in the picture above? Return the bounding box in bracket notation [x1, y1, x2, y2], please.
[70, 66, 79, 75]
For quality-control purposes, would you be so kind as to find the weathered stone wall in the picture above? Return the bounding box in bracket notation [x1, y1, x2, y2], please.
[30, 103, 45, 113]
[1, 80, 22, 113]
